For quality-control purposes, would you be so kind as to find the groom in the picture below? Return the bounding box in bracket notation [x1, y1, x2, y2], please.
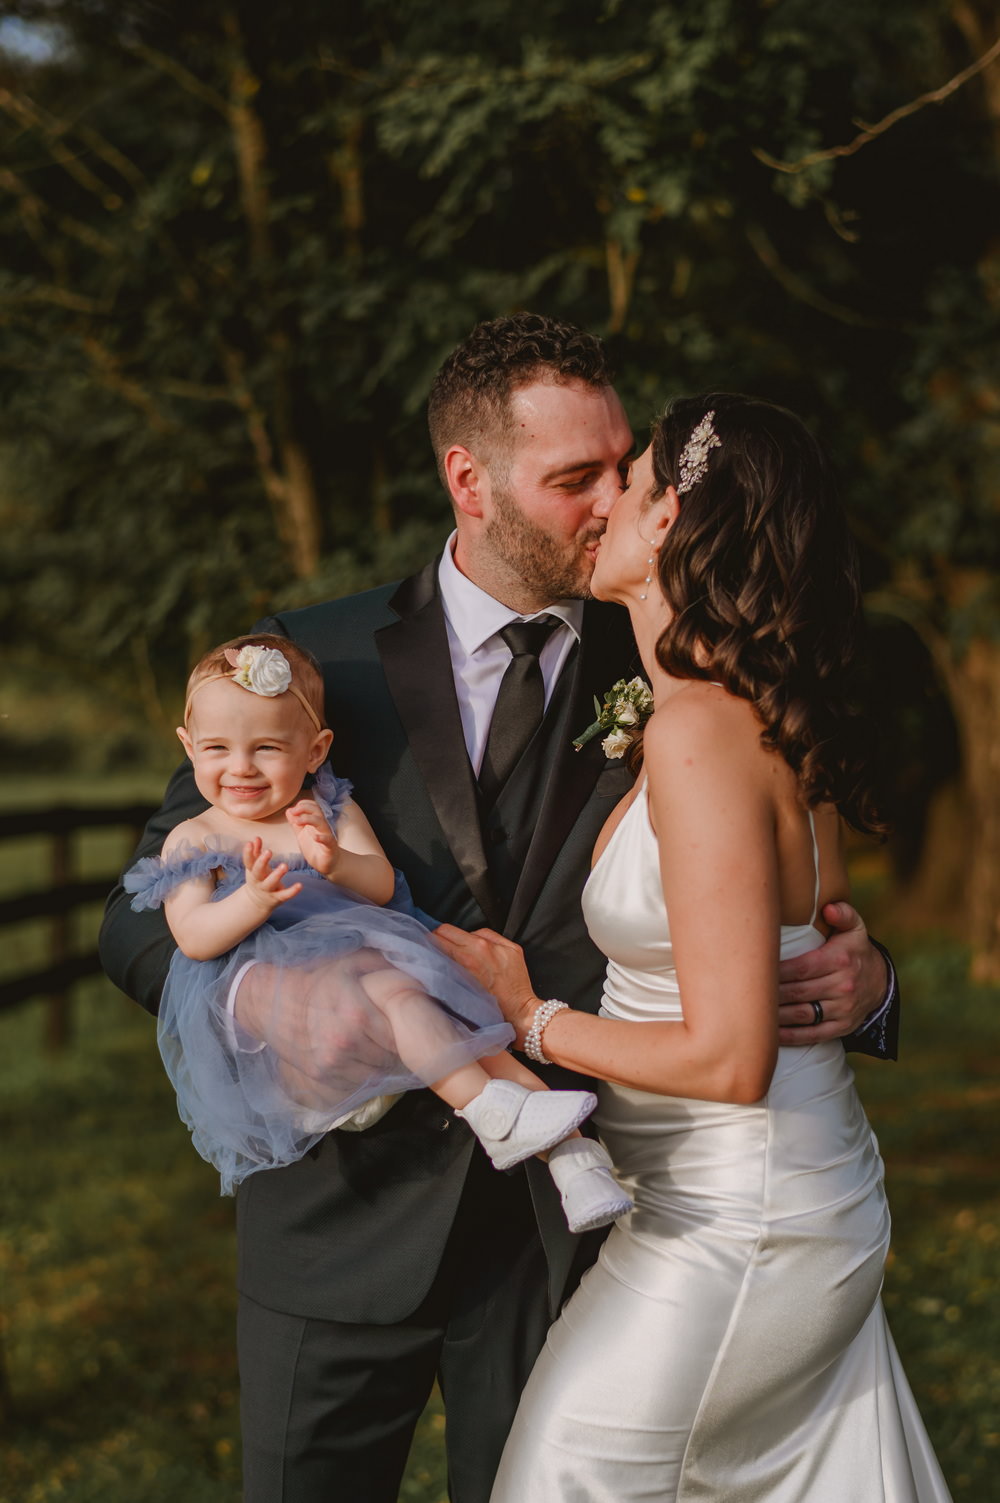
[99, 312, 896, 1503]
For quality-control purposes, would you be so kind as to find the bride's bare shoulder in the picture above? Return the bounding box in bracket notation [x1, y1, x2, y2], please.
[644, 684, 781, 831]
[644, 682, 761, 763]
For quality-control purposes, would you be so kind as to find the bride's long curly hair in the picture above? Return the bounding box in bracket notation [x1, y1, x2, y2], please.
[647, 393, 885, 836]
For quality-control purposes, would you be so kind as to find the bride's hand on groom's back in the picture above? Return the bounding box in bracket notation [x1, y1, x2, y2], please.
[777, 901, 888, 1045]
[433, 925, 540, 1042]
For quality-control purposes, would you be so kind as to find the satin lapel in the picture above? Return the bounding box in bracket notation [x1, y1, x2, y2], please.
[375, 564, 501, 929]
[505, 602, 637, 935]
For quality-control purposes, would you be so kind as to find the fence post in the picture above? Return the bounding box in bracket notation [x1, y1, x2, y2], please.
[45, 829, 71, 1052]
[0, 1312, 12, 1428]
[0, 800, 156, 1034]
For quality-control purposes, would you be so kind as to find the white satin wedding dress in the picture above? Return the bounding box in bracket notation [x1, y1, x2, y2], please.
[490, 785, 952, 1502]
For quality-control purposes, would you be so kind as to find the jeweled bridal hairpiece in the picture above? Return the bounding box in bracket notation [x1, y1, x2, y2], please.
[676, 410, 721, 495]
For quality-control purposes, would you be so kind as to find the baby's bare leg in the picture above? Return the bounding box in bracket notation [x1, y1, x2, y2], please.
[357, 964, 494, 1109]
[479, 1050, 549, 1092]
[357, 964, 600, 1175]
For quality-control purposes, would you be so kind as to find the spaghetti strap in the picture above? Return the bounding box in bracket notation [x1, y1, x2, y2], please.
[806, 809, 821, 926]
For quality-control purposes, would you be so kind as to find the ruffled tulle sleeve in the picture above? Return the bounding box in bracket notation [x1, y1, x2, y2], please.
[312, 765, 436, 932]
[311, 764, 354, 829]
[124, 841, 245, 912]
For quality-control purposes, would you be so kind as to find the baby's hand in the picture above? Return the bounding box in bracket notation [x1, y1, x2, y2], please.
[286, 799, 340, 879]
[243, 837, 303, 913]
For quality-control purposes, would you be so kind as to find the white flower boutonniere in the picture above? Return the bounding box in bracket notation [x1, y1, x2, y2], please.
[573, 676, 654, 759]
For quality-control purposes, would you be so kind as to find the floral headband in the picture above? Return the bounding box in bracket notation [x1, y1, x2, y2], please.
[184, 644, 323, 731]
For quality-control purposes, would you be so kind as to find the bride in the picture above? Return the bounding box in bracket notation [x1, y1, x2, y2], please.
[437, 394, 952, 1501]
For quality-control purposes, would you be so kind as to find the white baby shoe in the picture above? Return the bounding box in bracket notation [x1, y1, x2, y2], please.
[456, 1079, 597, 1172]
[547, 1136, 633, 1234]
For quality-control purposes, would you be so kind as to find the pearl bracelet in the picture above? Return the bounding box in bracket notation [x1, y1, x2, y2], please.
[523, 999, 569, 1064]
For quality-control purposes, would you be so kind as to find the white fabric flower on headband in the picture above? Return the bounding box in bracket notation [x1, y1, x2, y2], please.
[224, 644, 292, 697]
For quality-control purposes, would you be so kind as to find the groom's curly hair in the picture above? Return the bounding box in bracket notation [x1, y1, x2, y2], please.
[427, 312, 615, 486]
[648, 393, 887, 836]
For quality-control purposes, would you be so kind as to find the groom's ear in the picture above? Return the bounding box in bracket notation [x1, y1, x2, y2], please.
[444, 444, 487, 519]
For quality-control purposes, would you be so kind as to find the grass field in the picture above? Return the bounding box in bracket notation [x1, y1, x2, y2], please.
[0, 980, 457, 1503]
[1, 786, 997, 1500]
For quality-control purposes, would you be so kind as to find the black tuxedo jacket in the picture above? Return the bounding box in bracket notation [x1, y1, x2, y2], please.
[99, 562, 639, 1323]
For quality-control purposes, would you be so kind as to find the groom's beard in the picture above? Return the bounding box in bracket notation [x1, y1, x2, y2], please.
[486, 485, 604, 602]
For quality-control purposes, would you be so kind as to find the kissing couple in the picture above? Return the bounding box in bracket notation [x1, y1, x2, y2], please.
[102, 313, 950, 1501]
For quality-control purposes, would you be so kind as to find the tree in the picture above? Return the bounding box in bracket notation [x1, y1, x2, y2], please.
[2, 0, 998, 968]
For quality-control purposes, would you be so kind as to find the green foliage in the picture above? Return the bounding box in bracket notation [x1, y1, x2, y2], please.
[1, 0, 998, 778]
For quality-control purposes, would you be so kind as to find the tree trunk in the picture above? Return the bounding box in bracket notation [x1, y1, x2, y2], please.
[372, 446, 391, 537]
[889, 781, 970, 938]
[951, 1, 1000, 160]
[944, 638, 1000, 979]
[329, 108, 365, 261]
[223, 7, 323, 580]
[605, 237, 639, 333]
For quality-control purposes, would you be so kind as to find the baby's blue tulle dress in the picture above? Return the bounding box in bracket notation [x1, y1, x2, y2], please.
[125, 769, 514, 1193]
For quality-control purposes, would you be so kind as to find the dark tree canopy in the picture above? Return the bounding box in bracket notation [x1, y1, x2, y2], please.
[2, 0, 999, 960]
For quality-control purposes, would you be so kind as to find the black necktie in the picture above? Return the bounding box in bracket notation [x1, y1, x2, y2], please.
[478, 618, 560, 804]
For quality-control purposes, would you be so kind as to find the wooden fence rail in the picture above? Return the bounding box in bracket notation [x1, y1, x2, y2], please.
[0, 803, 155, 1048]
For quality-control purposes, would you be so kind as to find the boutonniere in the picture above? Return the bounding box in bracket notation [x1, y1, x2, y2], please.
[572, 676, 654, 759]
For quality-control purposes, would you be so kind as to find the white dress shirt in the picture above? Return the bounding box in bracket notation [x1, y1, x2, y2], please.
[437, 532, 583, 775]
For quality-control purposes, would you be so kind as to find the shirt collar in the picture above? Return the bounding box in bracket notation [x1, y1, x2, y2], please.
[437, 531, 584, 655]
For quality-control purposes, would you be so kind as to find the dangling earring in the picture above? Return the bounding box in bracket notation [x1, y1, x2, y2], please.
[638, 538, 656, 601]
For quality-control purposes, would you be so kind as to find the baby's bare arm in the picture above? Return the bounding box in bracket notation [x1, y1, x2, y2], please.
[163, 836, 302, 960]
[287, 797, 395, 904]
